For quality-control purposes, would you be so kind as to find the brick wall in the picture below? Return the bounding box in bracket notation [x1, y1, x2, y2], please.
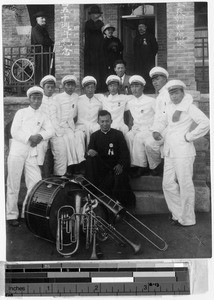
[2, 5, 31, 47]
[156, 3, 167, 69]
[54, 4, 83, 93]
[101, 4, 119, 36]
[167, 2, 196, 90]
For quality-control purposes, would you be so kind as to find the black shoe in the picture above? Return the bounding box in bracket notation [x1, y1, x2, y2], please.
[170, 219, 179, 226]
[8, 219, 20, 227]
[150, 163, 163, 176]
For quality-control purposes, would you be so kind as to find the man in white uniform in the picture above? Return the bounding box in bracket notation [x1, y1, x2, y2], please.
[152, 80, 209, 226]
[76, 76, 103, 146]
[39, 74, 56, 176]
[53, 75, 85, 175]
[6, 86, 54, 226]
[125, 75, 158, 177]
[101, 74, 131, 135]
[148, 67, 193, 176]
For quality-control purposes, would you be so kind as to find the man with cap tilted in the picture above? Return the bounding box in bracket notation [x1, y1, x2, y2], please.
[102, 24, 123, 76]
[75, 76, 103, 146]
[31, 11, 54, 84]
[6, 86, 54, 226]
[84, 5, 105, 92]
[53, 75, 85, 176]
[125, 75, 159, 177]
[152, 79, 209, 227]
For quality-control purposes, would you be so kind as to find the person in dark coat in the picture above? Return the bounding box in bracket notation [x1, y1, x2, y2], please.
[31, 11, 54, 84]
[84, 5, 105, 92]
[133, 20, 158, 93]
[85, 110, 136, 208]
[102, 24, 124, 77]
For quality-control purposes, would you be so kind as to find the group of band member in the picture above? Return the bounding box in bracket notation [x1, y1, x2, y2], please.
[6, 65, 210, 229]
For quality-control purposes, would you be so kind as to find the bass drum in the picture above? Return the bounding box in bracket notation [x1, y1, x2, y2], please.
[25, 177, 85, 242]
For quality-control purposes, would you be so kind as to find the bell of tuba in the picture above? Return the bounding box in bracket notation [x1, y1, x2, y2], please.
[56, 194, 82, 257]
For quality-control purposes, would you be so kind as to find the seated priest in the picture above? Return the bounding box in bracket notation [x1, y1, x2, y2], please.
[85, 110, 136, 208]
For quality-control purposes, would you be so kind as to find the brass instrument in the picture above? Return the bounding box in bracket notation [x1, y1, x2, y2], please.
[74, 175, 168, 252]
[25, 176, 168, 258]
[55, 189, 141, 258]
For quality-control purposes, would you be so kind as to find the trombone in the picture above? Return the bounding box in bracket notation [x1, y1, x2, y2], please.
[74, 175, 168, 252]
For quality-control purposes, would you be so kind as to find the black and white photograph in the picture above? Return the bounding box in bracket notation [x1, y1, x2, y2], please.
[2, 0, 212, 267]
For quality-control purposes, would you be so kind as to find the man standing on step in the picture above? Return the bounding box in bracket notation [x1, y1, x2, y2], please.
[148, 66, 193, 176]
[152, 80, 209, 226]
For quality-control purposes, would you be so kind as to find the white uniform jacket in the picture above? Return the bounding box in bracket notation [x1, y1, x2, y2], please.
[152, 94, 210, 158]
[100, 93, 131, 124]
[76, 94, 103, 126]
[51, 92, 78, 136]
[10, 106, 54, 157]
[127, 94, 156, 131]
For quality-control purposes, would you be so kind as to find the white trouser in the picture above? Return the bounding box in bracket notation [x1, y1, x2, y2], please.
[36, 140, 49, 165]
[163, 156, 196, 226]
[50, 136, 67, 176]
[76, 122, 100, 146]
[63, 128, 86, 166]
[111, 122, 129, 135]
[125, 129, 162, 169]
[144, 135, 163, 169]
[6, 153, 42, 220]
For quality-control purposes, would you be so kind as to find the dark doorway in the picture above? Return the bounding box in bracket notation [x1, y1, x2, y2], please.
[121, 17, 155, 76]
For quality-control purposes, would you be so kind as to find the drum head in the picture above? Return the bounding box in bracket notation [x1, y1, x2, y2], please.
[25, 177, 84, 242]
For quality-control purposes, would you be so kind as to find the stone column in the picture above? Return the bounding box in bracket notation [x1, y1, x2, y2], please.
[54, 4, 84, 92]
[167, 2, 196, 90]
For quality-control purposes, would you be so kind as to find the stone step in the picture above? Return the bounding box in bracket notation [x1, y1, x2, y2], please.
[130, 175, 208, 191]
[129, 185, 210, 215]
[130, 176, 162, 191]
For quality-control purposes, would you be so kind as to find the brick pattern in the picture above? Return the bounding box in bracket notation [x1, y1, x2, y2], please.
[156, 3, 167, 69]
[2, 5, 31, 47]
[167, 2, 196, 90]
[54, 4, 83, 93]
[101, 4, 119, 36]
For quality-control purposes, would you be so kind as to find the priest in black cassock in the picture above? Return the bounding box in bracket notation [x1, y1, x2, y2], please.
[31, 11, 54, 84]
[84, 5, 105, 92]
[85, 110, 136, 207]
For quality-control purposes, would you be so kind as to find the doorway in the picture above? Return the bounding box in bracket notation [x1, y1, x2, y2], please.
[121, 16, 156, 76]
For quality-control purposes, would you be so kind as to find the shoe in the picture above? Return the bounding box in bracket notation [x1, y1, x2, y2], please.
[170, 219, 179, 226]
[150, 163, 163, 176]
[8, 219, 20, 227]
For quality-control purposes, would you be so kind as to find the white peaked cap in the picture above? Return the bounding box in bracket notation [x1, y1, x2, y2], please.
[166, 79, 186, 91]
[149, 67, 169, 79]
[40, 75, 56, 88]
[61, 75, 77, 85]
[26, 86, 43, 98]
[82, 76, 97, 87]
[129, 75, 146, 86]
[106, 75, 120, 85]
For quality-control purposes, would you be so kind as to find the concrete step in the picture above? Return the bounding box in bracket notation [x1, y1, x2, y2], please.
[130, 175, 162, 191]
[129, 184, 210, 215]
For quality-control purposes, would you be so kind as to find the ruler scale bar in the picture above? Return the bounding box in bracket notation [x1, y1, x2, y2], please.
[5, 263, 190, 296]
